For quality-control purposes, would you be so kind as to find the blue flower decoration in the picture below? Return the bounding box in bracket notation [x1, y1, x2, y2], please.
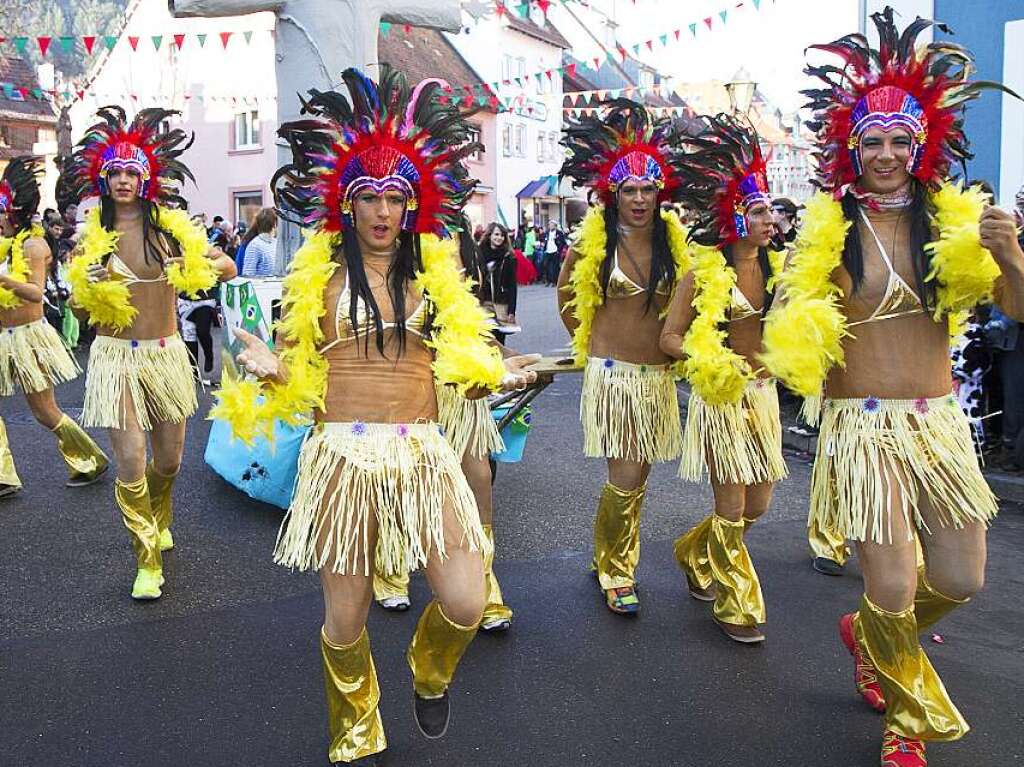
[862, 396, 881, 413]
[351, 422, 367, 436]
[396, 424, 409, 438]
[603, 359, 614, 369]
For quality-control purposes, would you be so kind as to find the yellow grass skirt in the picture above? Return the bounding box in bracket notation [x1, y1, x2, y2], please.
[435, 384, 504, 460]
[83, 334, 197, 431]
[810, 394, 998, 544]
[273, 421, 490, 576]
[0, 319, 80, 395]
[581, 356, 682, 463]
[680, 378, 787, 485]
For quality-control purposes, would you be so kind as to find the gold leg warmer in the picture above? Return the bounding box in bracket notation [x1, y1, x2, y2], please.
[0, 416, 22, 489]
[372, 567, 410, 602]
[481, 525, 513, 623]
[708, 514, 765, 626]
[807, 516, 849, 566]
[855, 595, 969, 741]
[593, 482, 646, 590]
[146, 462, 178, 539]
[51, 414, 109, 480]
[114, 477, 162, 571]
[673, 514, 714, 590]
[320, 627, 387, 763]
[914, 567, 969, 632]
[407, 600, 479, 698]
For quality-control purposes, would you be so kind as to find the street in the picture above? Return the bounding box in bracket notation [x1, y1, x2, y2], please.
[2, 284, 1022, 766]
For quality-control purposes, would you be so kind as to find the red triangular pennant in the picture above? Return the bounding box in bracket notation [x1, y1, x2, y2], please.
[83, 35, 97, 54]
[76, 90, 85, 101]
[219, 31, 232, 49]
[566, 63, 577, 78]
[674, 29, 681, 41]
[128, 36, 140, 51]
[37, 36, 52, 56]
[646, 40, 653, 51]
[703, 17, 713, 30]
[173, 34, 186, 49]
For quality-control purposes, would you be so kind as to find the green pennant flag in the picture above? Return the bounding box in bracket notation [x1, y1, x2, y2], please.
[32, 87, 42, 99]
[380, 21, 392, 36]
[2, 83, 13, 98]
[151, 35, 163, 50]
[197, 33, 207, 47]
[59, 36, 75, 53]
[13, 37, 28, 55]
[62, 90, 70, 100]
[517, 1, 530, 17]
[631, 43, 640, 55]
[104, 36, 118, 50]
[688, 23, 697, 36]
[243, 30, 253, 44]
[719, 10, 728, 23]
[659, 34, 667, 46]
[752, 0, 761, 8]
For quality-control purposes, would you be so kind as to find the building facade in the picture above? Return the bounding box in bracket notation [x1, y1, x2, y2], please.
[0, 57, 59, 210]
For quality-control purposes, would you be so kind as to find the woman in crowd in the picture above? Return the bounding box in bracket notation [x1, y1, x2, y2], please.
[241, 207, 278, 277]
[478, 222, 518, 327]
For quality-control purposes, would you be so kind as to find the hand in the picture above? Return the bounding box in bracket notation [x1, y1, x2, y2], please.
[980, 206, 1024, 267]
[86, 263, 109, 283]
[234, 327, 279, 380]
[164, 256, 185, 269]
[0, 274, 14, 289]
[499, 353, 541, 392]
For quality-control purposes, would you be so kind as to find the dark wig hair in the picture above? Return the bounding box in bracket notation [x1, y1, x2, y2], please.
[599, 203, 677, 314]
[98, 195, 183, 268]
[1, 157, 43, 233]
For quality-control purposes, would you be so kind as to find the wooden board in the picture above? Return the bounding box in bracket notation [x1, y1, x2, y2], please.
[526, 356, 583, 378]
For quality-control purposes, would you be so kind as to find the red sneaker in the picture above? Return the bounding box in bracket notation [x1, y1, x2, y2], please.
[880, 731, 926, 766]
[839, 613, 887, 713]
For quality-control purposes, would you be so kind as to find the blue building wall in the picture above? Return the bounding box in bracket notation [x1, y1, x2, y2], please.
[933, 0, 1023, 192]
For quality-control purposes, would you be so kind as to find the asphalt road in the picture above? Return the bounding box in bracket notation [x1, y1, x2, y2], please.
[2, 284, 1022, 766]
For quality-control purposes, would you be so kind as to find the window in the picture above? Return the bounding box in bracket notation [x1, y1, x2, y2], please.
[502, 124, 512, 157]
[548, 132, 559, 162]
[501, 55, 512, 82]
[233, 110, 260, 150]
[513, 123, 526, 157]
[233, 191, 263, 226]
[537, 128, 546, 161]
[466, 124, 483, 163]
[516, 57, 526, 79]
[639, 69, 654, 89]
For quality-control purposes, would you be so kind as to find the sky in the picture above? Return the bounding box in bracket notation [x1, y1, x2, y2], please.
[545, 0, 862, 113]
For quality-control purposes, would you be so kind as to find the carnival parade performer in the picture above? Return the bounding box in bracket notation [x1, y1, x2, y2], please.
[0, 157, 108, 499]
[373, 225, 516, 633]
[62, 106, 237, 600]
[761, 8, 1024, 764]
[557, 98, 693, 615]
[659, 114, 786, 644]
[214, 67, 537, 765]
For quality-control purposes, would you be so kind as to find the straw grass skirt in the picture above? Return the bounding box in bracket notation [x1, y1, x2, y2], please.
[0, 319, 79, 395]
[435, 384, 504, 460]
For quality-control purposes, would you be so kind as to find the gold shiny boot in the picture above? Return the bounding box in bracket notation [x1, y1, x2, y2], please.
[480, 525, 513, 632]
[809, 517, 848, 575]
[407, 600, 479, 739]
[320, 627, 387, 763]
[673, 514, 715, 602]
[114, 476, 163, 600]
[855, 594, 969, 741]
[914, 566, 970, 632]
[146, 462, 178, 552]
[708, 514, 765, 643]
[373, 566, 411, 612]
[0, 416, 22, 497]
[593, 482, 645, 613]
[52, 414, 109, 487]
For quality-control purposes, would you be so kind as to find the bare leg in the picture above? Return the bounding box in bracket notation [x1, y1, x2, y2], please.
[606, 457, 650, 491]
[461, 451, 493, 526]
[149, 418, 186, 478]
[23, 387, 63, 430]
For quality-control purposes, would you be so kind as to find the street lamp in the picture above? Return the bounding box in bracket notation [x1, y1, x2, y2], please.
[725, 67, 757, 116]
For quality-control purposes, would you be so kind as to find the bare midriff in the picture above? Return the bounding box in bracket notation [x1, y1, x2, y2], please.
[825, 207, 951, 400]
[315, 268, 437, 424]
[0, 237, 47, 328]
[730, 255, 770, 379]
[589, 289, 672, 365]
[97, 220, 178, 341]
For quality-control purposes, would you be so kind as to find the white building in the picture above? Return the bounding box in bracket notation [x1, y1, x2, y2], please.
[448, 9, 569, 228]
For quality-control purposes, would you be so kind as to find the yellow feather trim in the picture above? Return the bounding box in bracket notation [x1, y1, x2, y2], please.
[69, 208, 137, 331]
[926, 181, 1000, 319]
[681, 245, 753, 405]
[158, 207, 220, 297]
[416, 235, 505, 395]
[0, 225, 44, 309]
[760, 192, 851, 397]
[564, 206, 691, 366]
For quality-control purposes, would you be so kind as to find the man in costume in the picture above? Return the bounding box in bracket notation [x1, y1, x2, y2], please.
[0, 157, 109, 499]
[761, 8, 1024, 764]
[63, 106, 237, 600]
[660, 114, 786, 644]
[217, 67, 537, 765]
[557, 98, 692, 615]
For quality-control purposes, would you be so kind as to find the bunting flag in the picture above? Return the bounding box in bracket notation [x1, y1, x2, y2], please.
[173, 33, 186, 49]
[83, 36, 97, 54]
[36, 36, 51, 56]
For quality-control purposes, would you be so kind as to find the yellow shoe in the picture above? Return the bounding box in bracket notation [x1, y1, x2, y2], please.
[132, 567, 163, 600]
[159, 528, 174, 552]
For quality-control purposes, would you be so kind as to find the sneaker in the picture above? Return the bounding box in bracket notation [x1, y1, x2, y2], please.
[788, 425, 818, 438]
[880, 731, 926, 766]
[131, 567, 164, 600]
[605, 586, 640, 615]
[479, 616, 511, 633]
[159, 528, 174, 552]
[0, 484, 22, 500]
[413, 690, 450, 739]
[839, 613, 886, 712]
[335, 754, 383, 766]
[813, 556, 845, 576]
[66, 463, 109, 488]
[376, 595, 410, 612]
[714, 618, 765, 644]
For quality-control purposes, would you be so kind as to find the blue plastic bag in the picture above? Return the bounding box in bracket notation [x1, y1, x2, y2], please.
[205, 416, 308, 509]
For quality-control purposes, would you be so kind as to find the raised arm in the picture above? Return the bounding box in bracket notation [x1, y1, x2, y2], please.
[658, 270, 696, 360]
[208, 245, 238, 282]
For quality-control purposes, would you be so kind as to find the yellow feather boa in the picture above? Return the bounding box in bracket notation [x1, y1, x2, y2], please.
[564, 206, 691, 366]
[0, 225, 45, 309]
[681, 245, 757, 406]
[761, 181, 999, 396]
[211, 232, 506, 444]
[68, 206, 218, 332]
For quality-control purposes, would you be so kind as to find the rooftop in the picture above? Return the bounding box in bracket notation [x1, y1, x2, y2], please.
[0, 57, 57, 122]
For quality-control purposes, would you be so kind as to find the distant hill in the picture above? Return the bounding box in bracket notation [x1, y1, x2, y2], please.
[0, 0, 130, 77]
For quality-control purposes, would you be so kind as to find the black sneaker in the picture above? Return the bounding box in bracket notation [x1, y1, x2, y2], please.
[0, 484, 22, 499]
[335, 754, 383, 766]
[66, 463, 109, 488]
[413, 690, 450, 739]
[812, 557, 844, 576]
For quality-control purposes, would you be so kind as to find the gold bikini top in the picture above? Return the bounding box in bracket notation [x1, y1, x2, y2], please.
[730, 285, 762, 322]
[847, 209, 925, 328]
[109, 254, 167, 285]
[607, 249, 672, 299]
[323, 273, 430, 350]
